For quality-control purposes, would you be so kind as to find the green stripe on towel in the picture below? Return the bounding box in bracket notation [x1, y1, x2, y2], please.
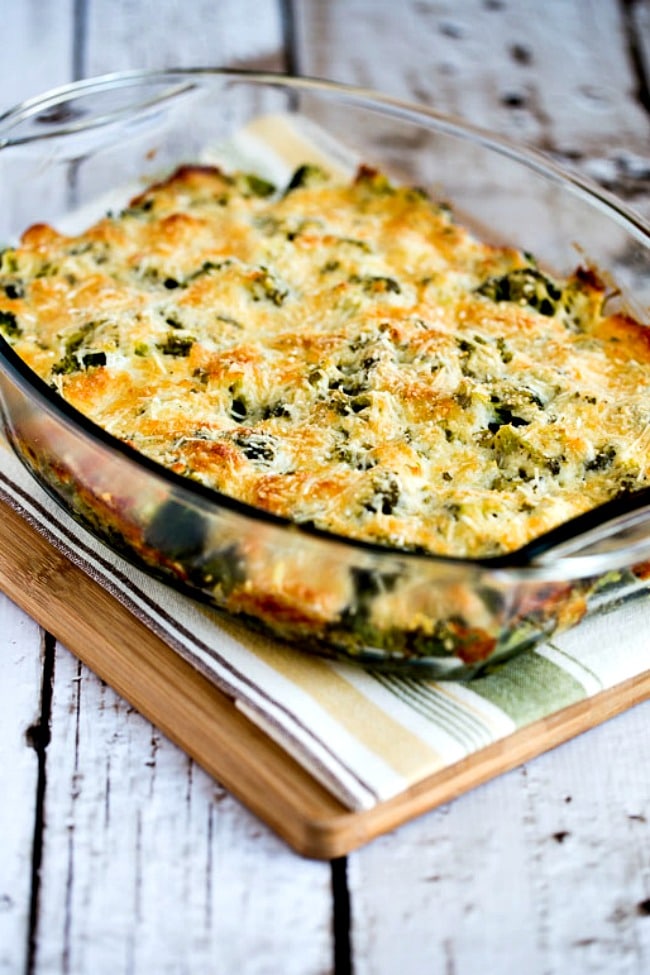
[470, 650, 586, 725]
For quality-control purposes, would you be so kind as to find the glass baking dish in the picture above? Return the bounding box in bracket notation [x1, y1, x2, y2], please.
[0, 69, 648, 679]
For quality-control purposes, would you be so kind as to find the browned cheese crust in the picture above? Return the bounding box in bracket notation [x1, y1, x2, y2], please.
[1, 163, 649, 558]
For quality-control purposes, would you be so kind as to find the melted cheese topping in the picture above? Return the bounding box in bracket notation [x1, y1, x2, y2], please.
[1, 163, 649, 558]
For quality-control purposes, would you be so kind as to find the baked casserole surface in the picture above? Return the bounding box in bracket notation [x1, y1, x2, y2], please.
[1, 162, 649, 560]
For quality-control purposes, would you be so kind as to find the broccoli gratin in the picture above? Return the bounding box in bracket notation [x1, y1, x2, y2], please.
[1, 162, 649, 560]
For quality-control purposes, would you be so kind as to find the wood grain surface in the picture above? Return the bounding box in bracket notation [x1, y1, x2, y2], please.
[1, 1, 649, 973]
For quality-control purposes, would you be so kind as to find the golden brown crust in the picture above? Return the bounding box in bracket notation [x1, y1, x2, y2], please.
[1, 163, 649, 559]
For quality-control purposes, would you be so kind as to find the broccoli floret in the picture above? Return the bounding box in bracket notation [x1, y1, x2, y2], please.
[0, 309, 22, 339]
[476, 268, 563, 316]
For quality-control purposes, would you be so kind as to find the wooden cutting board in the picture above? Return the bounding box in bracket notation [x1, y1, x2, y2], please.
[2, 495, 650, 860]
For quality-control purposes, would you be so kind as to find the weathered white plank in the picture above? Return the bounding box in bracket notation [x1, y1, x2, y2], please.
[33, 643, 333, 975]
[0, 595, 44, 975]
[0, 3, 78, 239]
[3, 0, 75, 107]
[295, 0, 650, 182]
[514, 707, 650, 973]
[82, 0, 285, 74]
[348, 700, 650, 975]
[1, 6, 72, 968]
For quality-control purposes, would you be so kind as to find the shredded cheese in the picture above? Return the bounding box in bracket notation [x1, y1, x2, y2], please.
[1, 162, 648, 558]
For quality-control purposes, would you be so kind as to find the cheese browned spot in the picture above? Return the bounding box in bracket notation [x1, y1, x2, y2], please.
[1, 163, 648, 559]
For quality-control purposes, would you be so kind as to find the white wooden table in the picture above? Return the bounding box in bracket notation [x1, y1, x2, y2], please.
[2, 2, 650, 972]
